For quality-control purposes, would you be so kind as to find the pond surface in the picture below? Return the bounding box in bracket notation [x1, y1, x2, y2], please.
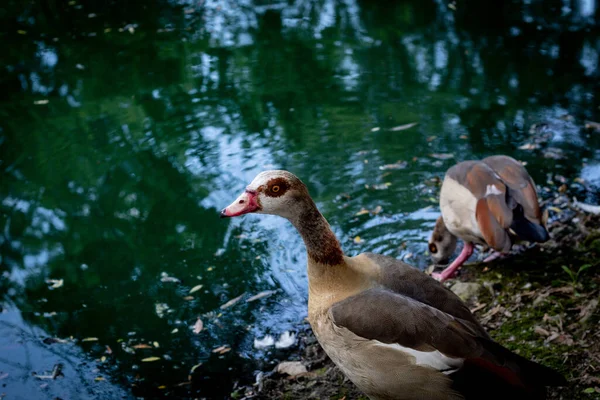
[1, 0, 600, 398]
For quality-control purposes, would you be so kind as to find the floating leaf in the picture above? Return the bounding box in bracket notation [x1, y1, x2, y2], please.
[390, 122, 418, 131]
[82, 337, 98, 342]
[355, 208, 370, 216]
[155, 303, 170, 318]
[190, 363, 202, 373]
[17, 30, 27, 34]
[518, 143, 539, 150]
[34, 99, 49, 105]
[153, 341, 160, 348]
[46, 279, 64, 289]
[189, 284, 203, 294]
[141, 357, 161, 362]
[370, 127, 380, 132]
[430, 153, 454, 160]
[171, 328, 179, 334]
[379, 161, 408, 170]
[212, 346, 231, 354]
[584, 121, 600, 131]
[353, 236, 364, 244]
[193, 318, 203, 334]
[220, 294, 244, 310]
[246, 290, 277, 302]
[133, 344, 152, 349]
[95, 376, 105, 381]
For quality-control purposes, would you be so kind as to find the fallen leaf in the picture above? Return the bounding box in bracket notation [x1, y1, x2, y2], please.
[190, 363, 202, 373]
[183, 296, 194, 301]
[379, 161, 408, 170]
[534, 326, 550, 336]
[212, 345, 231, 354]
[355, 208, 370, 216]
[133, 344, 153, 349]
[34, 99, 49, 105]
[82, 337, 98, 342]
[573, 197, 600, 215]
[42, 337, 68, 345]
[276, 361, 307, 376]
[469, 303, 487, 313]
[578, 298, 599, 323]
[105, 346, 112, 354]
[189, 284, 203, 294]
[390, 122, 418, 131]
[371, 127, 380, 132]
[141, 357, 161, 362]
[193, 318, 203, 334]
[584, 121, 600, 131]
[246, 290, 277, 302]
[95, 376, 105, 381]
[46, 279, 64, 289]
[153, 341, 159, 348]
[353, 236, 364, 244]
[220, 294, 245, 310]
[518, 143, 539, 150]
[430, 153, 454, 160]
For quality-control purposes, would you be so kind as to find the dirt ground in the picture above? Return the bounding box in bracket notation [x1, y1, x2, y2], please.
[234, 196, 600, 400]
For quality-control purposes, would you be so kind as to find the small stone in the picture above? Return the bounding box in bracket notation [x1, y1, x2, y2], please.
[275, 361, 307, 377]
[449, 282, 483, 301]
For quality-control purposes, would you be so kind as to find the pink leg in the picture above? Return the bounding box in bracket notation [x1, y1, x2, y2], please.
[432, 242, 474, 282]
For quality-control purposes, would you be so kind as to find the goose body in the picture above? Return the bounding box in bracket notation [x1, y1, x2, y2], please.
[430, 156, 549, 281]
[221, 170, 564, 399]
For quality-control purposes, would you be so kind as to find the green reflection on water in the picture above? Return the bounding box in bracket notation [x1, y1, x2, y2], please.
[1, 0, 599, 398]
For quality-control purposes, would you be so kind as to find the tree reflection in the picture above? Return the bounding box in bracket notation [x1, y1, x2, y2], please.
[1, 0, 599, 398]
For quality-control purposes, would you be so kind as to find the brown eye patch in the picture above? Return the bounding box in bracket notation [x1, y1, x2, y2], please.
[265, 177, 290, 197]
[429, 243, 438, 254]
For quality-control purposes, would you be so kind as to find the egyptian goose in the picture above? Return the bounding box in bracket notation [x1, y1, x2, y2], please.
[429, 155, 549, 282]
[221, 170, 564, 400]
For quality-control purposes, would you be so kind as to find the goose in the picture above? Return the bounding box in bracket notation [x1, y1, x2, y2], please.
[429, 155, 549, 282]
[221, 170, 564, 400]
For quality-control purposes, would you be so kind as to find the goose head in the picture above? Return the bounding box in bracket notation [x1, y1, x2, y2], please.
[220, 170, 309, 220]
[428, 216, 458, 264]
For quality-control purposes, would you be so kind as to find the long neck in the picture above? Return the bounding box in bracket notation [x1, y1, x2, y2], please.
[289, 198, 344, 266]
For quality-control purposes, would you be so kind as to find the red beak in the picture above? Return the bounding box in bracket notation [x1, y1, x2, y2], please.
[220, 190, 260, 218]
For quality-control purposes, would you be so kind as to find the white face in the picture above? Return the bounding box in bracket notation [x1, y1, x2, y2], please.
[221, 170, 305, 220]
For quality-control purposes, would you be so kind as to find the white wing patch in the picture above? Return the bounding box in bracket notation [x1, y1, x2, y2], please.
[485, 184, 503, 196]
[374, 341, 464, 374]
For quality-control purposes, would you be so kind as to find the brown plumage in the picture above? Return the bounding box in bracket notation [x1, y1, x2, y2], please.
[222, 170, 565, 400]
[429, 156, 550, 282]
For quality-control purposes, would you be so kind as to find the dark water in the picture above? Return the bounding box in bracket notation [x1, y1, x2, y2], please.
[1, 0, 600, 398]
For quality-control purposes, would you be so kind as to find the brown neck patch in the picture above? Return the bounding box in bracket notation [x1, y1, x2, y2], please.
[293, 197, 344, 266]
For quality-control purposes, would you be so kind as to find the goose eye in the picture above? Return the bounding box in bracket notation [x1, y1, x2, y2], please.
[271, 185, 280, 193]
[429, 243, 438, 254]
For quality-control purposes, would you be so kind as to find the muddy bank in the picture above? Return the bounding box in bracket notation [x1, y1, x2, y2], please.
[235, 197, 600, 400]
